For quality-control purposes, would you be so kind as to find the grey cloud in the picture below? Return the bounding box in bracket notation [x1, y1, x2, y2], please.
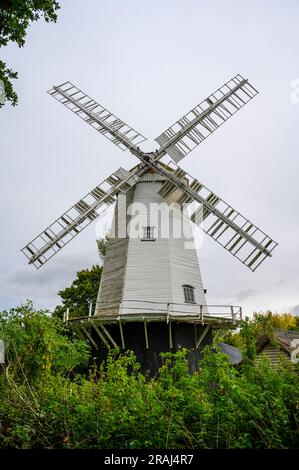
[0, 252, 97, 309]
[235, 289, 259, 302]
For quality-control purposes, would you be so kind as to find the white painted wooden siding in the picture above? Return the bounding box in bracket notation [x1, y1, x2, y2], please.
[122, 178, 206, 311]
[95, 171, 207, 316]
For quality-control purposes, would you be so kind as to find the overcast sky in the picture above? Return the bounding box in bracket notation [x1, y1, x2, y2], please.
[1, 0, 299, 317]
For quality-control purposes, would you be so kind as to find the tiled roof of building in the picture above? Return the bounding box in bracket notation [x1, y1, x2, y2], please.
[256, 329, 299, 368]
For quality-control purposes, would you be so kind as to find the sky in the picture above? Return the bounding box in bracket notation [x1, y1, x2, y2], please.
[0, 0, 299, 317]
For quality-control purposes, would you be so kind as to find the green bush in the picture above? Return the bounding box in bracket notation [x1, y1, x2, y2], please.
[0, 304, 298, 449]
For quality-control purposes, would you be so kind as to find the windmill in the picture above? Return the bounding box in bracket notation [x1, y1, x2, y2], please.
[22, 74, 277, 373]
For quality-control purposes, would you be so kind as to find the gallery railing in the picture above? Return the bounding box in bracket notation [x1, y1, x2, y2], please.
[64, 300, 242, 325]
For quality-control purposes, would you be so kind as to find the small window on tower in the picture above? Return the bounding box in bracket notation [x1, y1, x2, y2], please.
[183, 285, 195, 304]
[141, 226, 156, 241]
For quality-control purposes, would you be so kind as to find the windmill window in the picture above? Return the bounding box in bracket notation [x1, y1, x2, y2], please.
[183, 285, 195, 304]
[141, 226, 156, 241]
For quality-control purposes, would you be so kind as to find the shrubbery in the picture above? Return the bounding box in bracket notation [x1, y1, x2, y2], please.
[0, 304, 298, 448]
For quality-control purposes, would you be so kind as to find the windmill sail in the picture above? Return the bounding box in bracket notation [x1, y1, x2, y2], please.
[155, 74, 258, 163]
[22, 166, 143, 269]
[48, 82, 147, 152]
[153, 159, 277, 271]
[22, 74, 277, 274]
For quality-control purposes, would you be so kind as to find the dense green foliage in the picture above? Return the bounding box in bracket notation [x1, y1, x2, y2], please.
[0, 304, 298, 449]
[0, 0, 60, 106]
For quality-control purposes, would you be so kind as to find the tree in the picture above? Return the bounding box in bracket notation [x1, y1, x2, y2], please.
[53, 235, 108, 319]
[96, 234, 109, 263]
[54, 265, 102, 320]
[0, 301, 89, 379]
[54, 237, 109, 319]
[0, 0, 60, 107]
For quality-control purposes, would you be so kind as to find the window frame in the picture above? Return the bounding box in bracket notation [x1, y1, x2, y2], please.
[141, 226, 156, 241]
[183, 284, 196, 304]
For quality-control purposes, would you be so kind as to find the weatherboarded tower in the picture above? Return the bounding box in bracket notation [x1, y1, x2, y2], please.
[95, 169, 207, 316]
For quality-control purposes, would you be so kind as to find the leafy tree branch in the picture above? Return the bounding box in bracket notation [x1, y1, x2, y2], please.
[0, 0, 60, 107]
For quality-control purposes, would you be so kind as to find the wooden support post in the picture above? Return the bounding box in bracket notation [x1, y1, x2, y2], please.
[118, 302, 123, 316]
[231, 306, 235, 325]
[93, 324, 110, 349]
[81, 325, 98, 350]
[144, 321, 149, 349]
[119, 321, 125, 349]
[99, 323, 118, 348]
[0, 340, 5, 364]
[196, 324, 210, 350]
[169, 321, 173, 349]
[200, 304, 204, 325]
[73, 326, 85, 341]
[89, 302, 93, 317]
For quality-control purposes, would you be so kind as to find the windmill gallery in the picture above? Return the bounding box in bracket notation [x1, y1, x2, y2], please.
[21, 74, 278, 373]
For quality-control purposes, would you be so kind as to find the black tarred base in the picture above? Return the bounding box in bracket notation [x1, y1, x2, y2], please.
[91, 321, 213, 376]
